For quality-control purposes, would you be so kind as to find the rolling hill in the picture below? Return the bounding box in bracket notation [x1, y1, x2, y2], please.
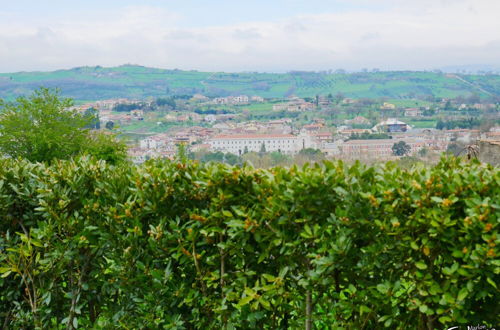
[0, 65, 499, 102]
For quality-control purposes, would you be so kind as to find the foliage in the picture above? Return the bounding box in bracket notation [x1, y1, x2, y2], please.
[418, 147, 429, 157]
[112, 103, 144, 112]
[104, 121, 114, 130]
[0, 157, 498, 329]
[298, 148, 325, 162]
[436, 118, 481, 130]
[192, 151, 242, 166]
[392, 141, 412, 156]
[0, 88, 127, 164]
[0, 88, 90, 162]
[447, 143, 466, 156]
[83, 132, 128, 165]
[155, 97, 176, 109]
[83, 108, 100, 130]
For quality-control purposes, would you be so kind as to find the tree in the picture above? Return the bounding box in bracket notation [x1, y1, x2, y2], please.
[444, 100, 453, 111]
[224, 153, 240, 165]
[0, 88, 126, 163]
[418, 147, 429, 157]
[296, 148, 325, 163]
[269, 151, 290, 166]
[105, 121, 115, 130]
[155, 97, 176, 109]
[392, 141, 411, 156]
[113, 103, 143, 112]
[200, 151, 225, 163]
[334, 92, 345, 104]
[260, 143, 266, 153]
[84, 107, 100, 129]
[84, 132, 128, 164]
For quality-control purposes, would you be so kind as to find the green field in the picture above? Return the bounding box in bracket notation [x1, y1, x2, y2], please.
[1, 65, 499, 101]
[406, 119, 438, 128]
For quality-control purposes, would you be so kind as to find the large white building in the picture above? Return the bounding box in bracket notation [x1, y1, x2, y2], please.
[209, 134, 315, 155]
[340, 139, 427, 159]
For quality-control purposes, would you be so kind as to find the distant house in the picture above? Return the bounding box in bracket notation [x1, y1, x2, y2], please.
[288, 101, 314, 112]
[338, 129, 372, 137]
[272, 98, 314, 112]
[204, 114, 216, 123]
[484, 131, 500, 140]
[213, 97, 229, 105]
[321, 141, 343, 156]
[272, 103, 288, 111]
[380, 102, 396, 110]
[232, 95, 249, 104]
[443, 129, 480, 143]
[251, 96, 265, 102]
[318, 96, 331, 107]
[302, 123, 323, 133]
[213, 95, 249, 105]
[342, 98, 358, 104]
[311, 132, 333, 143]
[130, 109, 144, 120]
[140, 134, 168, 150]
[404, 108, 423, 117]
[190, 143, 211, 153]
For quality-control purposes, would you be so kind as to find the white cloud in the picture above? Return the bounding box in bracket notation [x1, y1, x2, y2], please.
[0, 0, 499, 72]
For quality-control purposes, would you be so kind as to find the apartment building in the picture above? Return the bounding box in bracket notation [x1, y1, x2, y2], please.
[340, 139, 426, 159]
[209, 134, 314, 155]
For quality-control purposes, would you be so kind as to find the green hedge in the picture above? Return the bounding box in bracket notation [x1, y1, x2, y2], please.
[0, 157, 498, 329]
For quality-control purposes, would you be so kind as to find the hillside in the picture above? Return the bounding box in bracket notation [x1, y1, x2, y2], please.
[0, 65, 499, 101]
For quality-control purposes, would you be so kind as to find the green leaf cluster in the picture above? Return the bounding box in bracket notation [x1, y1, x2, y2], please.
[0, 156, 498, 329]
[0, 88, 127, 164]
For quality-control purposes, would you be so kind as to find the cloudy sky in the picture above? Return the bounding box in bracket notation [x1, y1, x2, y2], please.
[1, 0, 499, 73]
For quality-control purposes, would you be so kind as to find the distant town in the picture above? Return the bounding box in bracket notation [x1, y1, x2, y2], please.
[72, 93, 500, 165]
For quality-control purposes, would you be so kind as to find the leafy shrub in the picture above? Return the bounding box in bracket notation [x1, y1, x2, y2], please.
[0, 157, 498, 329]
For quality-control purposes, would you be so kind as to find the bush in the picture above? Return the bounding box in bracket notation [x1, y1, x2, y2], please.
[0, 157, 498, 329]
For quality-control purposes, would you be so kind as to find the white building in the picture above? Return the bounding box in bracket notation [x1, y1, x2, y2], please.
[213, 97, 229, 105]
[251, 96, 265, 102]
[232, 95, 249, 104]
[208, 133, 315, 155]
[340, 139, 427, 159]
[212, 95, 249, 105]
[204, 114, 216, 123]
[140, 134, 170, 150]
[140, 138, 159, 150]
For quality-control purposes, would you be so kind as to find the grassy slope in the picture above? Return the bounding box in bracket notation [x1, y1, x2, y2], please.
[0, 65, 498, 101]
